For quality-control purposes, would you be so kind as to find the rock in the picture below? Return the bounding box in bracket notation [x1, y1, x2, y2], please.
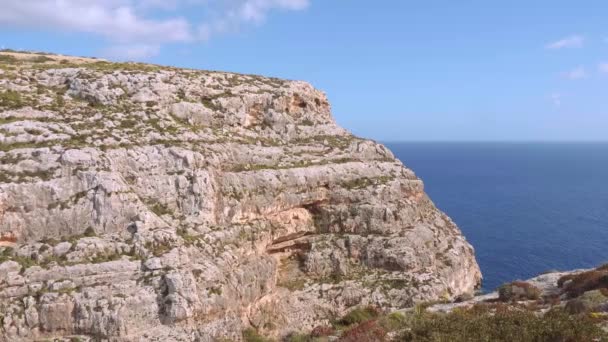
[53, 242, 72, 257]
[144, 257, 162, 271]
[0, 51, 481, 341]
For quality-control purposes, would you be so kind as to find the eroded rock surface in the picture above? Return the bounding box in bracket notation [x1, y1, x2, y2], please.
[0, 52, 481, 341]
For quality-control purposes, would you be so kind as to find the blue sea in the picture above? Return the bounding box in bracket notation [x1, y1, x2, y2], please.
[386, 142, 608, 292]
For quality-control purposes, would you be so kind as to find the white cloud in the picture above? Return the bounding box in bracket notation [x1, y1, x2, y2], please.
[0, 0, 310, 60]
[197, 0, 309, 41]
[561, 66, 587, 80]
[599, 63, 608, 74]
[546, 35, 585, 49]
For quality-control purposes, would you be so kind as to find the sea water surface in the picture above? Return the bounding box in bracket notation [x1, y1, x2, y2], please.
[386, 142, 608, 291]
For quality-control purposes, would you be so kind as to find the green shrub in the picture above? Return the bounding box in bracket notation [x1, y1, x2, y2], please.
[338, 306, 381, 326]
[285, 333, 311, 342]
[565, 290, 608, 314]
[242, 328, 273, 342]
[396, 305, 607, 342]
[83, 226, 97, 237]
[498, 281, 541, 301]
[379, 312, 409, 331]
[0, 90, 23, 109]
[28, 55, 54, 63]
[558, 268, 608, 298]
[0, 54, 17, 63]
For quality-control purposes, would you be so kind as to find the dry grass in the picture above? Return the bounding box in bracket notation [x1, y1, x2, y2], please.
[558, 267, 608, 298]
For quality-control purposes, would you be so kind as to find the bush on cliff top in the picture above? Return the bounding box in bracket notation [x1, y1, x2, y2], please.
[243, 328, 273, 342]
[558, 266, 608, 298]
[397, 304, 607, 342]
[337, 306, 381, 327]
[498, 281, 541, 302]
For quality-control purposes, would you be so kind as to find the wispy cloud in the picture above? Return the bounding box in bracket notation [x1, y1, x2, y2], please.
[599, 62, 608, 74]
[546, 35, 585, 49]
[550, 93, 562, 108]
[0, 0, 310, 60]
[561, 66, 587, 80]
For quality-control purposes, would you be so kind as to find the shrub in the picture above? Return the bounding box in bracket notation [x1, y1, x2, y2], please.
[498, 281, 541, 301]
[565, 290, 608, 314]
[565, 298, 587, 315]
[83, 226, 97, 237]
[242, 328, 273, 342]
[0, 54, 17, 63]
[397, 305, 607, 342]
[379, 312, 409, 331]
[28, 55, 54, 63]
[310, 325, 334, 337]
[338, 320, 387, 342]
[558, 268, 608, 298]
[285, 333, 311, 342]
[0, 90, 23, 109]
[338, 306, 381, 326]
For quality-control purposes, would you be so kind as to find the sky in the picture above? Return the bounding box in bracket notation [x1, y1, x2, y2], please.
[0, 1, 607, 142]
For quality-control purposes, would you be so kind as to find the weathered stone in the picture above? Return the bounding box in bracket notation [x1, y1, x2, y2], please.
[0, 51, 481, 341]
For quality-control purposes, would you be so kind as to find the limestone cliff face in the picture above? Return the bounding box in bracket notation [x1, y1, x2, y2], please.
[0, 52, 481, 341]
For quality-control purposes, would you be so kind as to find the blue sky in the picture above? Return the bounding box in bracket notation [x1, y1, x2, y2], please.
[1, 1, 607, 141]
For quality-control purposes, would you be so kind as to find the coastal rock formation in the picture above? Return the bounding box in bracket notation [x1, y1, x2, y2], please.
[0, 52, 481, 341]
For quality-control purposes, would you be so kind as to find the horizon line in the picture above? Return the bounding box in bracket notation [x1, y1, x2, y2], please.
[378, 140, 608, 144]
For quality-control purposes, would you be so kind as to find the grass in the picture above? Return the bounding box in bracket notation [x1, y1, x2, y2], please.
[28, 55, 54, 63]
[270, 296, 608, 342]
[242, 328, 273, 342]
[144, 240, 173, 257]
[340, 176, 394, 190]
[149, 202, 172, 217]
[396, 304, 607, 342]
[119, 118, 139, 129]
[278, 278, 307, 291]
[338, 306, 381, 327]
[0, 248, 39, 273]
[0, 54, 18, 63]
[0, 90, 24, 109]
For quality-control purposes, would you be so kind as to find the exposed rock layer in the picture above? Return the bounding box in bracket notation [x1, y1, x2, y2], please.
[0, 52, 481, 341]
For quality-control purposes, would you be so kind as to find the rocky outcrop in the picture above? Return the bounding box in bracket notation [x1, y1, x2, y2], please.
[0, 52, 481, 341]
[425, 265, 608, 325]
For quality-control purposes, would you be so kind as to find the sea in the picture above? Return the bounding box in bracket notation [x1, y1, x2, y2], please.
[386, 142, 608, 292]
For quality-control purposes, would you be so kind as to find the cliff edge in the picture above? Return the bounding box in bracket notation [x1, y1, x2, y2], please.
[0, 51, 481, 341]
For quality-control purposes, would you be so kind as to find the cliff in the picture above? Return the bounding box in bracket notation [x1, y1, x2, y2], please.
[0, 51, 481, 341]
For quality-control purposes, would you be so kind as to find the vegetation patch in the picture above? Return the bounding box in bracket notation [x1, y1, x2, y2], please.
[397, 304, 606, 342]
[144, 240, 173, 257]
[498, 281, 541, 302]
[339, 319, 388, 342]
[337, 306, 381, 327]
[340, 176, 394, 190]
[242, 328, 273, 342]
[565, 290, 608, 314]
[0, 90, 24, 109]
[0, 54, 18, 64]
[558, 265, 608, 298]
